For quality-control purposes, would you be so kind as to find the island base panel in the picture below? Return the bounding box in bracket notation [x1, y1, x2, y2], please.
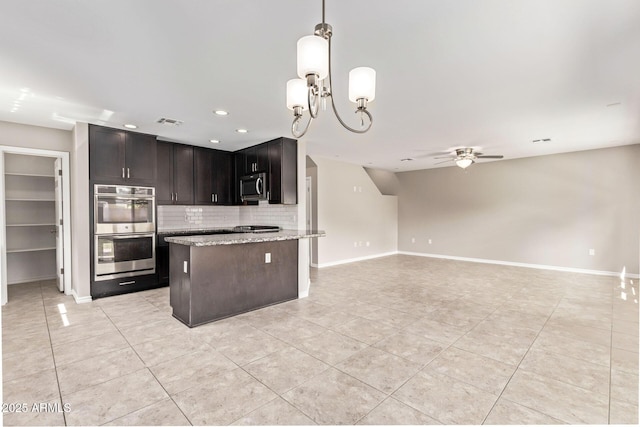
[169, 240, 298, 327]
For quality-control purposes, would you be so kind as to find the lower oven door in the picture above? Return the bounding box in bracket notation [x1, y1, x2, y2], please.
[95, 233, 155, 281]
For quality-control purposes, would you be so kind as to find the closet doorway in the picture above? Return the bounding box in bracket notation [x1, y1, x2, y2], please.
[0, 146, 72, 305]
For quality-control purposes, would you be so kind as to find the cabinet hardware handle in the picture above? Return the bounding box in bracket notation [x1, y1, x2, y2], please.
[127, 168, 130, 178]
[215, 194, 218, 202]
[212, 194, 214, 202]
[119, 280, 136, 286]
[122, 168, 125, 178]
[175, 193, 178, 201]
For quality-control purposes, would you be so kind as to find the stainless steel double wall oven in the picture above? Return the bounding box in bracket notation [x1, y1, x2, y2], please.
[93, 185, 156, 281]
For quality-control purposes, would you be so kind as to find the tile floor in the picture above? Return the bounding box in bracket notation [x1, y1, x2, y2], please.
[2, 254, 639, 425]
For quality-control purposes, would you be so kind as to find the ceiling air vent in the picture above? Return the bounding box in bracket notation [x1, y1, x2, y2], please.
[156, 118, 183, 126]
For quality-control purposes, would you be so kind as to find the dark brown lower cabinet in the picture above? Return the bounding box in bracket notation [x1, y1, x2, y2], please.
[170, 240, 298, 327]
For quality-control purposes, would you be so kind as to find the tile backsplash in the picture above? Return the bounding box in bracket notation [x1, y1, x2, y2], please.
[157, 202, 298, 231]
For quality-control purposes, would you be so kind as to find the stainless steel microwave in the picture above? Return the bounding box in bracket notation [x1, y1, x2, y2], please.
[240, 173, 267, 201]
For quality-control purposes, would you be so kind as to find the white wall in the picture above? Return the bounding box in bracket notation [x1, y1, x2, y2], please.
[71, 123, 91, 301]
[312, 156, 398, 267]
[397, 145, 640, 276]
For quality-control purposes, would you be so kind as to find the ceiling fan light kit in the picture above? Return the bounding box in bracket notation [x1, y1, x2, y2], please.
[286, 0, 376, 138]
[432, 147, 504, 169]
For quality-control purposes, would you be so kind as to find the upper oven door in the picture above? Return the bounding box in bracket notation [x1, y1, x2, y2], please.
[94, 185, 156, 234]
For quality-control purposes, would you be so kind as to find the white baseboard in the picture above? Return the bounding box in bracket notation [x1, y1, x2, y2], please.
[8, 275, 57, 285]
[317, 251, 398, 268]
[72, 289, 92, 304]
[398, 251, 640, 279]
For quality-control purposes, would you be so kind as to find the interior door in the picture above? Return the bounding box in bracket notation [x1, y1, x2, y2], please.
[54, 158, 64, 292]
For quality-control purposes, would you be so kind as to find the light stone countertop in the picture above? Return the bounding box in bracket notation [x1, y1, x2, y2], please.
[163, 229, 326, 246]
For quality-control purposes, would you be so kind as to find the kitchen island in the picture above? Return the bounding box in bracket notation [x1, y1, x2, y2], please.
[164, 229, 325, 327]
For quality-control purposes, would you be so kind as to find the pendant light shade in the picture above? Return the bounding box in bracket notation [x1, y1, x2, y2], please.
[348, 67, 376, 102]
[297, 35, 329, 79]
[286, 79, 308, 110]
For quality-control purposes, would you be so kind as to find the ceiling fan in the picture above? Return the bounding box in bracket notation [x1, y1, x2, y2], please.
[433, 147, 504, 169]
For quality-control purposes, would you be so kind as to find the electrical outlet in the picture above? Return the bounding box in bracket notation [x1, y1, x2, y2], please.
[589, 249, 595, 256]
[353, 186, 357, 192]
[366, 241, 370, 247]
[183, 261, 188, 274]
[428, 239, 432, 244]
[411, 237, 415, 243]
[265, 253, 271, 263]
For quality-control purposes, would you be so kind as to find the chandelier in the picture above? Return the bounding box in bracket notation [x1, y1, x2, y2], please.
[286, 0, 376, 138]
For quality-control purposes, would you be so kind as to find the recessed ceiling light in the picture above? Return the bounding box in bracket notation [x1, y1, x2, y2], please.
[236, 129, 248, 133]
[214, 110, 229, 116]
[124, 124, 137, 129]
[209, 139, 220, 144]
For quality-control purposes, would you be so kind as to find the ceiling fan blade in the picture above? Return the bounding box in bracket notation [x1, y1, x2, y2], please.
[476, 155, 504, 159]
[434, 159, 454, 165]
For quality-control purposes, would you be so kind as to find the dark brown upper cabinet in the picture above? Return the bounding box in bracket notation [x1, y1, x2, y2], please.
[194, 147, 232, 205]
[89, 125, 156, 186]
[242, 143, 269, 175]
[156, 141, 194, 205]
[267, 137, 297, 205]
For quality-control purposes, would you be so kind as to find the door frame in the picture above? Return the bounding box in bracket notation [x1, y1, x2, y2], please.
[0, 145, 72, 305]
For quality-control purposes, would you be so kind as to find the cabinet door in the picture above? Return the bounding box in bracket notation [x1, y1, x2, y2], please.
[212, 150, 232, 205]
[243, 147, 255, 175]
[256, 143, 269, 173]
[268, 137, 298, 205]
[173, 145, 194, 205]
[194, 147, 213, 205]
[125, 132, 157, 185]
[89, 125, 126, 183]
[233, 153, 245, 205]
[156, 141, 174, 205]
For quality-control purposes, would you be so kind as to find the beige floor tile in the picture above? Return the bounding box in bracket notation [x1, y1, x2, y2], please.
[403, 316, 470, 345]
[427, 346, 516, 394]
[531, 329, 610, 366]
[48, 317, 119, 347]
[131, 331, 211, 366]
[453, 329, 532, 365]
[2, 333, 51, 358]
[282, 368, 386, 425]
[609, 399, 639, 425]
[150, 348, 237, 394]
[292, 329, 368, 365]
[611, 368, 639, 405]
[62, 369, 168, 426]
[118, 318, 187, 345]
[612, 318, 639, 336]
[392, 369, 498, 424]
[540, 321, 612, 347]
[51, 330, 129, 366]
[45, 307, 108, 329]
[612, 347, 639, 374]
[2, 346, 55, 382]
[231, 397, 316, 425]
[244, 346, 329, 394]
[373, 330, 446, 365]
[484, 398, 566, 424]
[172, 368, 277, 425]
[357, 397, 441, 425]
[103, 398, 191, 426]
[501, 369, 609, 424]
[259, 316, 328, 347]
[57, 347, 145, 395]
[335, 347, 422, 394]
[214, 325, 290, 366]
[2, 368, 60, 404]
[360, 307, 421, 329]
[519, 347, 610, 396]
[0, 398, 66, 426]
[332, 316, 399, 345]
[613, 331, 640, 352]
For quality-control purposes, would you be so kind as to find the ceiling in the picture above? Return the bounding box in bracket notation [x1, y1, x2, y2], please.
[1, 0, 639, 171]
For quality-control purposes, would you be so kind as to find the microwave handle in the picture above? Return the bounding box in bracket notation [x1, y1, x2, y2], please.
[256, 177, 263, 195]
